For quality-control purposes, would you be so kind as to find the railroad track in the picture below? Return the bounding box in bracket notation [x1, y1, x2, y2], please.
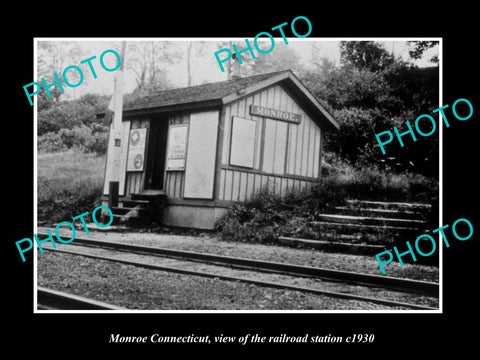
[37, 286, 126, 310]
[38, 232, 439, 310]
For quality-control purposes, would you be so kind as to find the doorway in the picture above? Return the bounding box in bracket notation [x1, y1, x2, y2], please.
[145, 115, 169, 190]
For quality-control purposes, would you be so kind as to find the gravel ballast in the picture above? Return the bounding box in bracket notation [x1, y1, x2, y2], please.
[38, 252, 427, 311]
[39, 226, 440, 282]
[36, 226, 440, 310]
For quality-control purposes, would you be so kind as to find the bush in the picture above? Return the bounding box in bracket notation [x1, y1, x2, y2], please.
[38, 93, 108, 136]
[38, 132, 69, 152]
[340, 165, 438, 203]
[214, 180, 349, 244]
[38, 125, 109, 155]
[87, 131, 109, 155]
[321, 153, 438, 202]
[58, 125, 93, 149]
[37, 92, 110, 155]
[38, 177, 103, 224]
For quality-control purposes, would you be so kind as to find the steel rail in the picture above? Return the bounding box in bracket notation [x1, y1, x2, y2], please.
[36, 232, 438, 297]
[43, 246, 437, 310]
[37, 286, 126, 310]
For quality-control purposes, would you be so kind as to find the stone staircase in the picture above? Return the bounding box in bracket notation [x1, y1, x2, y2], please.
[279, 199, 435, 258]
[314, 199, 431, 237]
[110, 190, 167, 225]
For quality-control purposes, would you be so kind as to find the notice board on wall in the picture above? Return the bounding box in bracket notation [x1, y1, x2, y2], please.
[166, 124, 189, 171]
[126, 128, 147, 172]
[183, 111, 219, 199]
[230, 116, 256, 168]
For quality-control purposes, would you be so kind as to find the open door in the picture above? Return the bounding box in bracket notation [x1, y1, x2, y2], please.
[145, 115, 169, 190]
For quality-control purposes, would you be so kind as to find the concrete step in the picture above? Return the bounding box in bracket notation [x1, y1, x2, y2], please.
[111, 207, 131, 215]
[121, 198, 150, 208]
[282, 226, 413, 249]
[316, 213, 426, 228]
[346, 199, 432, 212]
[131, 190, 166, 201]
[309, 221, 420, 233]
[111, 212, 154, 226]
[111, 206, 150, 216]
[286, 231, 363, 242]
[316, 233, 362, 241]
[332, 206, 426, 220]
[109, 191, 168, 226]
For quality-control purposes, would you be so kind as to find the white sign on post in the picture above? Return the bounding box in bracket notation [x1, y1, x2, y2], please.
[126, 128, 147, 172]
[166, 124, 189, 171]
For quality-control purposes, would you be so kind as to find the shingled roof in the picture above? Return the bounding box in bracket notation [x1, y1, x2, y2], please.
[117, 69, 339, 130]
[125, 70, 288, 110]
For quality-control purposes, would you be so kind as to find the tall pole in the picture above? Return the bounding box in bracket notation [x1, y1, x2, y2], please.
[111, 41, 127, 184]
[112, 41, 126, 131]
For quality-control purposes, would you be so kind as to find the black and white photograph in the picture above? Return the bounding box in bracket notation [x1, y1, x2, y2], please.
[6, 7, 479, 355]
[32, 38, 441, 313]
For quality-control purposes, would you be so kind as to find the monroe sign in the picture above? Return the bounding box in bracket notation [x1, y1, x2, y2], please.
[250, 104, 301, 124]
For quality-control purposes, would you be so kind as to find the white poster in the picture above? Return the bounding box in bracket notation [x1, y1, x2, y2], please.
[166, 124, 189, 171]
[126, 128, 147, 172]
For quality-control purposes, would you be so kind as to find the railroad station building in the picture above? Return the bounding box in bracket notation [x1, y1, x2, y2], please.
[100, 69, 339, 229]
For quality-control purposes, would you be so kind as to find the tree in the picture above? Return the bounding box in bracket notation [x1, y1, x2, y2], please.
[309, 43, 336, 72]
[324, 107, 390, 165]
[250, 42, 304, 75]
[302, 65, 392, 111]
[225, 40, 256, 79]
[37, 41, 84, 105]
[407, 41, 439, 64]
[185, 41, 209, 86]
[301, 40, 439, 176]
[212, 40, 304, 79]
[186, 41, 193, 85]
[340, 41, 395, 72]
[126, 41, 179, 91]
[37, 41, 83, 79]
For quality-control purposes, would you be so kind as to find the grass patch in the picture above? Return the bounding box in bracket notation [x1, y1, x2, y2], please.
[37, 151, 105, 224]
[321, 152, 438, 203]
